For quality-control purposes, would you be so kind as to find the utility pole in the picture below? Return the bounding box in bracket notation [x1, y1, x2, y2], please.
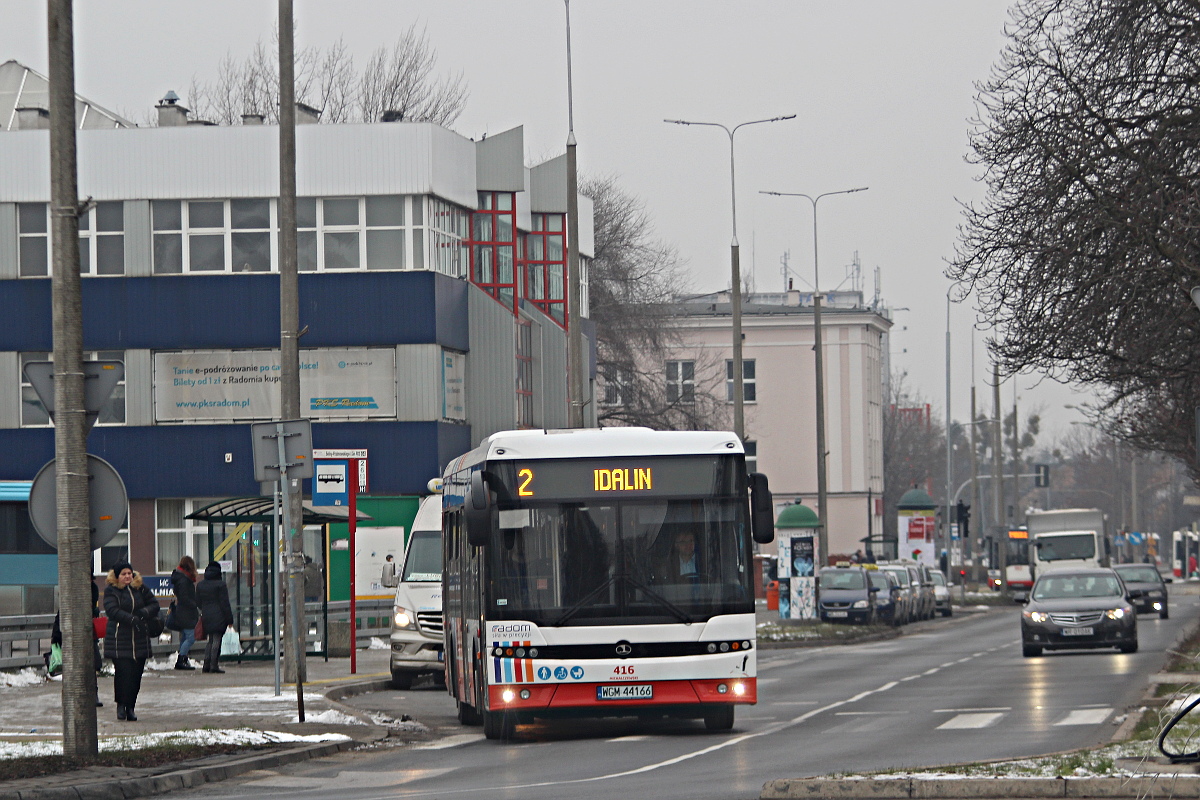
[278, 0, 306, 695]
[1011, 395, 1021, 529]
[564, 0, 586, 428]
[993, 365, 1008, 596]
[969, 386, 980, 580]
[48, 0, 96, 758]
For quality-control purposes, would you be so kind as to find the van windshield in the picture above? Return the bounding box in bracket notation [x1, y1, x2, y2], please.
[402, 530, 442, 582]
[1035, 533, 1096, 561]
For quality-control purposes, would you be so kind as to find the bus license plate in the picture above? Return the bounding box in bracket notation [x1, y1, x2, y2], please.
[1062, 627, 1093, 636]
[598, 684, 653, 700]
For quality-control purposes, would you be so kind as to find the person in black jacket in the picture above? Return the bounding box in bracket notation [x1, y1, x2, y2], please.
[103, 561, 159, 721]
[170, 556, 200, 671]
[197, 561, 234, 674]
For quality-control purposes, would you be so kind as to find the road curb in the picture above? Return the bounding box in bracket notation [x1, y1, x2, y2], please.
[759, 776, 1200, 799]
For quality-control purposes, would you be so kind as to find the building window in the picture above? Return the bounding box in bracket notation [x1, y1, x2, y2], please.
[153, 198, 274, 273]
[20, 350, 126, 426]
[600, 365, 630, 407]
[523, 213, 567, 327]
[666, 360, 695, 404]
[427, 197, 469, 279]
[18, 203, 48, 277]
[744, 441, 758, 474]
[155, 498, 211, 574]
[78, 202, 125, 275]
[469, 191, 519, 313]
[726, 359, 757, 402]
[516, 319, 534, 428]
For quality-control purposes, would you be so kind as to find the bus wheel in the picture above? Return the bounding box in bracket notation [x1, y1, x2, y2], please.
[457, 700, 481, 726]
[483, 709, 516, 740]
[703, 705, 735, 731]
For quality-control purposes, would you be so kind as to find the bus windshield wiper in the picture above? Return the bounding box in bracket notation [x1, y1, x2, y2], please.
[623, 575, 693, 624]
[552, 575, 617, 627]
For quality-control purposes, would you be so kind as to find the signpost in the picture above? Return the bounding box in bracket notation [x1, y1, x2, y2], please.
[313, 449, 367, 674]
[28, 454, 128, 549]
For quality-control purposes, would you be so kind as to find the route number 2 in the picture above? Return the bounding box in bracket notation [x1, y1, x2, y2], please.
[518, 468, 534, 496]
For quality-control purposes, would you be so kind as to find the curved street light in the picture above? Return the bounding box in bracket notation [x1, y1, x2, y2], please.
[760, 187, 867, 566]
[665, 115, 796, 441]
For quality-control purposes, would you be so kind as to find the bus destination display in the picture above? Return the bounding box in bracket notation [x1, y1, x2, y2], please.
[493, 455, 738, 502]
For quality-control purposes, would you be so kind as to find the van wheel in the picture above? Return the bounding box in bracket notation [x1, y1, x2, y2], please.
[390, 670, 413, 690]
[1022, 643, 1042, 658]
[483, 709, 516, 740]
[457, 700, 481, 726]
[704, 704, 735, 731]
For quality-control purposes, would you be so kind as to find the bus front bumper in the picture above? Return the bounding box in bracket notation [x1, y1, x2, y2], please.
[486, 678, 756, 714]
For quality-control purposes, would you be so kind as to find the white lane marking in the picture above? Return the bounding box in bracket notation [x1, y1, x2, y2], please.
[901, 675, 920, 681]
[1055, 708, 1113, 726]
[607, 735, 652, 742]
[937, 712, 1004, 730]
[409, 734, 486, 750]
[923, 667, 940, 675]
[773, 700, 819, 705]
[835, 711, 905, 716]
[932, 707, 1011, 713]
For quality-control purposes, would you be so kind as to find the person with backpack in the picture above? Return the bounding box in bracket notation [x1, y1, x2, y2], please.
[169, 556, 200, 670]
[103, 561, 160, 721]
[197, 561, 234, 673]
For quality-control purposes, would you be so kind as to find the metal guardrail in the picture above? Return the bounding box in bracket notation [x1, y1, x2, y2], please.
[0, 599, 395, 670]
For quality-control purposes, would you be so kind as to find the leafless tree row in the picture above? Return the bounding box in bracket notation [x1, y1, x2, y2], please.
[948, 0, 1200, 472]
[185, 24, 467, 126]
[582, 175, 729, 430]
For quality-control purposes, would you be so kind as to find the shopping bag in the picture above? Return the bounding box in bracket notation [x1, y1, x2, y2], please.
[194, 617, 205, 641]
[220, 628, 240, 656]
[144, 607, 165, 638]
[92, 616, 107, 640]
[47, 643, 63, 676]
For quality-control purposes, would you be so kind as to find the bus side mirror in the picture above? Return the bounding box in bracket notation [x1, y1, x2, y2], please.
[749, 472, 775, 544]
[465, 469, 491, 548]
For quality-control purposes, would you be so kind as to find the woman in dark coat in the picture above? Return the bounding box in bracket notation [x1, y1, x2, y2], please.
[103, 561, 159, 721]
[170, 556, 200, 670]
[197, 561, 233, 673]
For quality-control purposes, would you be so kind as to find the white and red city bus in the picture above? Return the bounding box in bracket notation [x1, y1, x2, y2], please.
[440, 428, 775, 740]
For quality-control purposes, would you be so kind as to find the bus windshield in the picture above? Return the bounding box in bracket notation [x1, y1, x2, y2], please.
[401, 530, 442, 582]
[486, 498, 753, 626]
[1035, 533, 1096, 561]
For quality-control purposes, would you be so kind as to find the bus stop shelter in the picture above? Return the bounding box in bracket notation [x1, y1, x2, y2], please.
[187, 497, 371, 658]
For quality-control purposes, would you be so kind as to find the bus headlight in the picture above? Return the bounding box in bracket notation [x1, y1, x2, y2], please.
[393, 608, 415, 629]
[732, 682, 746, 696]
[502, 688, 515, 703]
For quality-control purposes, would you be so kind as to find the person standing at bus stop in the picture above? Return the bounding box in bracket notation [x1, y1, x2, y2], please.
[103, 561, 159, 721]
[170, 556, 200, 670]
[197, 561, 233, 673]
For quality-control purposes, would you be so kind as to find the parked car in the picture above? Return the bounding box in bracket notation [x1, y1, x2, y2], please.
[817, 564, 877, 624]
[1020, 567, 1137, 657]
[930, 570, 953, 617]
[1112, 563, 1169, 619]
[877, 565, 916, 624]
[867, 568, 904, 626]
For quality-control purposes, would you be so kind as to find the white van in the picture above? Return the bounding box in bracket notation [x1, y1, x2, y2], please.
[389, 494, 444, 689]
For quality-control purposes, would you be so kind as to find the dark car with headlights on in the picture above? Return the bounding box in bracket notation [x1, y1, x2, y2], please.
[1021, 568, 1137, 658]
[1112, 564, 1169, 619]
[818, 564, 876, 624]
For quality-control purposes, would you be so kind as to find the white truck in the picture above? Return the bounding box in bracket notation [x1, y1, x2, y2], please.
[1026, 508, 1109, 578]
[389, 494, 444, 689]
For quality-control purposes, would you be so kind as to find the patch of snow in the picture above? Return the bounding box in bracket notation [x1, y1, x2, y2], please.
[0, 728, 351, 760]
[367, 637, 389, 650]
[367, 711, 428, 732]
[293, 709, 365, 725]
[0, 669, 48, 689]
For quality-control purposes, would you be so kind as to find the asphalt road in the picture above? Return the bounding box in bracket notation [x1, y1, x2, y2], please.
[186, 593, 1198, 800]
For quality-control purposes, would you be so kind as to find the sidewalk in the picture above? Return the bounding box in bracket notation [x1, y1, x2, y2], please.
[0, 648, 399, 800]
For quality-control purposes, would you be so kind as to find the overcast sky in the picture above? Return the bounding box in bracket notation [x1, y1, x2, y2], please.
[0, 0, 1092, 445]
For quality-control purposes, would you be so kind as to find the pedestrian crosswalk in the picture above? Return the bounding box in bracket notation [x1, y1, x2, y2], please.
[930, 706, 1112, 730]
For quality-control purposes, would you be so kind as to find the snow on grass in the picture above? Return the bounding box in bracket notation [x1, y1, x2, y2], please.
[0, 728, 352, 760]
[849, 741, 1176, 779]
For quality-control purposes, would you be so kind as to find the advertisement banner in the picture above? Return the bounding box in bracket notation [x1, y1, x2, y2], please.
[441, 350, 465, 421]
[778, 533, 818, 620]
[154, 348, 396, 422]
[897, 510, 937, 565]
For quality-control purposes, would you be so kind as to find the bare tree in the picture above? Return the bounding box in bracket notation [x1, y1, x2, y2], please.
[186, 25, 465, 126]
[948, 0, 1200, 473]
[882, 373, 944, 543]
[582, 174, 728, 431]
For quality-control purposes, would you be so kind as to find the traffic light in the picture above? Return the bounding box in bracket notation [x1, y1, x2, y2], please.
[956, 500, 971, 539]
[1035, 464, 1050, 488]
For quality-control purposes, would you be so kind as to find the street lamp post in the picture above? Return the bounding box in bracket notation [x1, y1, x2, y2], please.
[760, 187, 867, 567]
[666, 115, 795, 441]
